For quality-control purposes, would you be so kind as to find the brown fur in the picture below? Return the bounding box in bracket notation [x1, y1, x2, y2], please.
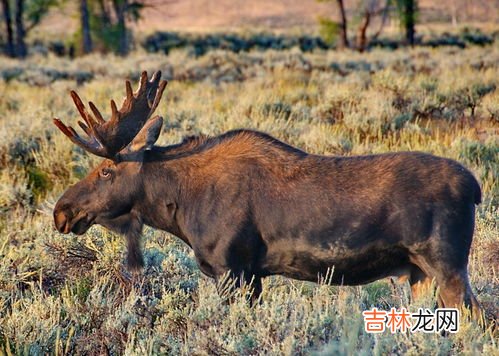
[54, 79, 483, 322]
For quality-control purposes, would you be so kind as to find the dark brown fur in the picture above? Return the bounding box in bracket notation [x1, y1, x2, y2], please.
[54, 129, 482, 320]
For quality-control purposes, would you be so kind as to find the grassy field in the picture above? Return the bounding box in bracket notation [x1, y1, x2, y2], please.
[0, 43, 498, 354]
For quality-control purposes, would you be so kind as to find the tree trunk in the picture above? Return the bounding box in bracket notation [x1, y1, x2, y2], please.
[113, 0, 129, 56]
[371, 0, 390, 41]
[14, 0, 27, 57]
[356, 10, 370, 52]
[80, 0, 93, 54]
[98, 0, 111, 24]
[1, 0, 15, 57]
[335, 0, 349, 49]
[404, 0, 416, 46]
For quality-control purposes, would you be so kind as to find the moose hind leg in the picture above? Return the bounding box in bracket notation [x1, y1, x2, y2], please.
[410, 204, 482, 322]
[411, 254, 482, 323]
[438, 271, 483, 323]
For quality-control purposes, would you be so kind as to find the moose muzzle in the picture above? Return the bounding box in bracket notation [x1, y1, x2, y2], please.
[54, 209, 71, 234]
[53, 205, 94, 235]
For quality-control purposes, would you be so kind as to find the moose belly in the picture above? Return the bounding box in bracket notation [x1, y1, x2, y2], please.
[261, 241, 410, 285]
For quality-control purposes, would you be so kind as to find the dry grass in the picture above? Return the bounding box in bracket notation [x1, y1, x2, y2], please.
[0, 43, 497, 354]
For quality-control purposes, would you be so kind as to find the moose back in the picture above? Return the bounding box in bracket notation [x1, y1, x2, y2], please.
[53, 71, 482, 317]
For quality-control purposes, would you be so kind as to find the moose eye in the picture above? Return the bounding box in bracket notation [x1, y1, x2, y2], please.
[99, 168, 112, 180]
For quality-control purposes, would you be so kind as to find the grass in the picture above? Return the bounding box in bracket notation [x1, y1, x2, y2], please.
[0, 43, 498, 354]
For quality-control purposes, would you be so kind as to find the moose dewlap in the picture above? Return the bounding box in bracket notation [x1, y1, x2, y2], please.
[53, 71, 482, 321]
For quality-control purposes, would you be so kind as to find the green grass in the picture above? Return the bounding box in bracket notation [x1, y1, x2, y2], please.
[0, 43, 497, 354]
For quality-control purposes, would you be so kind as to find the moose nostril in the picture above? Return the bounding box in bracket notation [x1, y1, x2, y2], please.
[54, 211, 70, 234]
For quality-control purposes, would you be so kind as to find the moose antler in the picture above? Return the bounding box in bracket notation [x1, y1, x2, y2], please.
[54, 71, 167, 158]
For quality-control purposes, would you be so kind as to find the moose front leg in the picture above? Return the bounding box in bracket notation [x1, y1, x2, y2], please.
[98, 212, 144, 270]
[126, 229, 144, 270]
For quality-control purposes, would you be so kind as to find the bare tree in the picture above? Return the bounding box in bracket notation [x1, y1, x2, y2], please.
[113, 0, 129, 56]
[320, 0, 390, 51]
[356, 0, 391, 52]
[396, 0, 417, 46]
[356, 9, 371, 52]
[336, 0, 349, 49]
[404, 0, 416, 46]
[14, 0, 27, 57]
[1, 0, 15, 56]
[87, 0, 136, 56]
[2, 0, 58, 58]
[371, 0, 391, 41]
[80, 0, 92, 53]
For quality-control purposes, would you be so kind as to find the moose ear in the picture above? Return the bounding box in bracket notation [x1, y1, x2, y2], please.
[126, 116, 163, 153]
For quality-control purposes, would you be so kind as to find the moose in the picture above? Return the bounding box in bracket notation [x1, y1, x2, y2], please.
[53, 71, 482, 319]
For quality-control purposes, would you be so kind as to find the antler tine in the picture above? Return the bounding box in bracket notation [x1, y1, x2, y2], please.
[89, 101, 105, 124]
[78, 120, 92, 136]
[125, 80, 133, 100]
[70, 91, 109, 149]
[70, 90, 87, 119]
[53, 118, 75, 138]
[146, 71, 163, 107]
[110, 99, 119, 118]
[137, 71, 148, 95]
[53, 118, 109, 158]
[70, 91, 99, 132]
[55, 90, 110, 157]
[150, 70, 162, 85]
[76, 120, 106, 146]
[149, 80, 168, 114]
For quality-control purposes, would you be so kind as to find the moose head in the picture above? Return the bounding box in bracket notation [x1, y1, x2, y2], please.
[53, 71, 167, 269]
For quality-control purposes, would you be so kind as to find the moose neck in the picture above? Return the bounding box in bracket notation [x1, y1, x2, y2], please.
[133, 131, 307, 247]
[135, 147, 194, 246]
